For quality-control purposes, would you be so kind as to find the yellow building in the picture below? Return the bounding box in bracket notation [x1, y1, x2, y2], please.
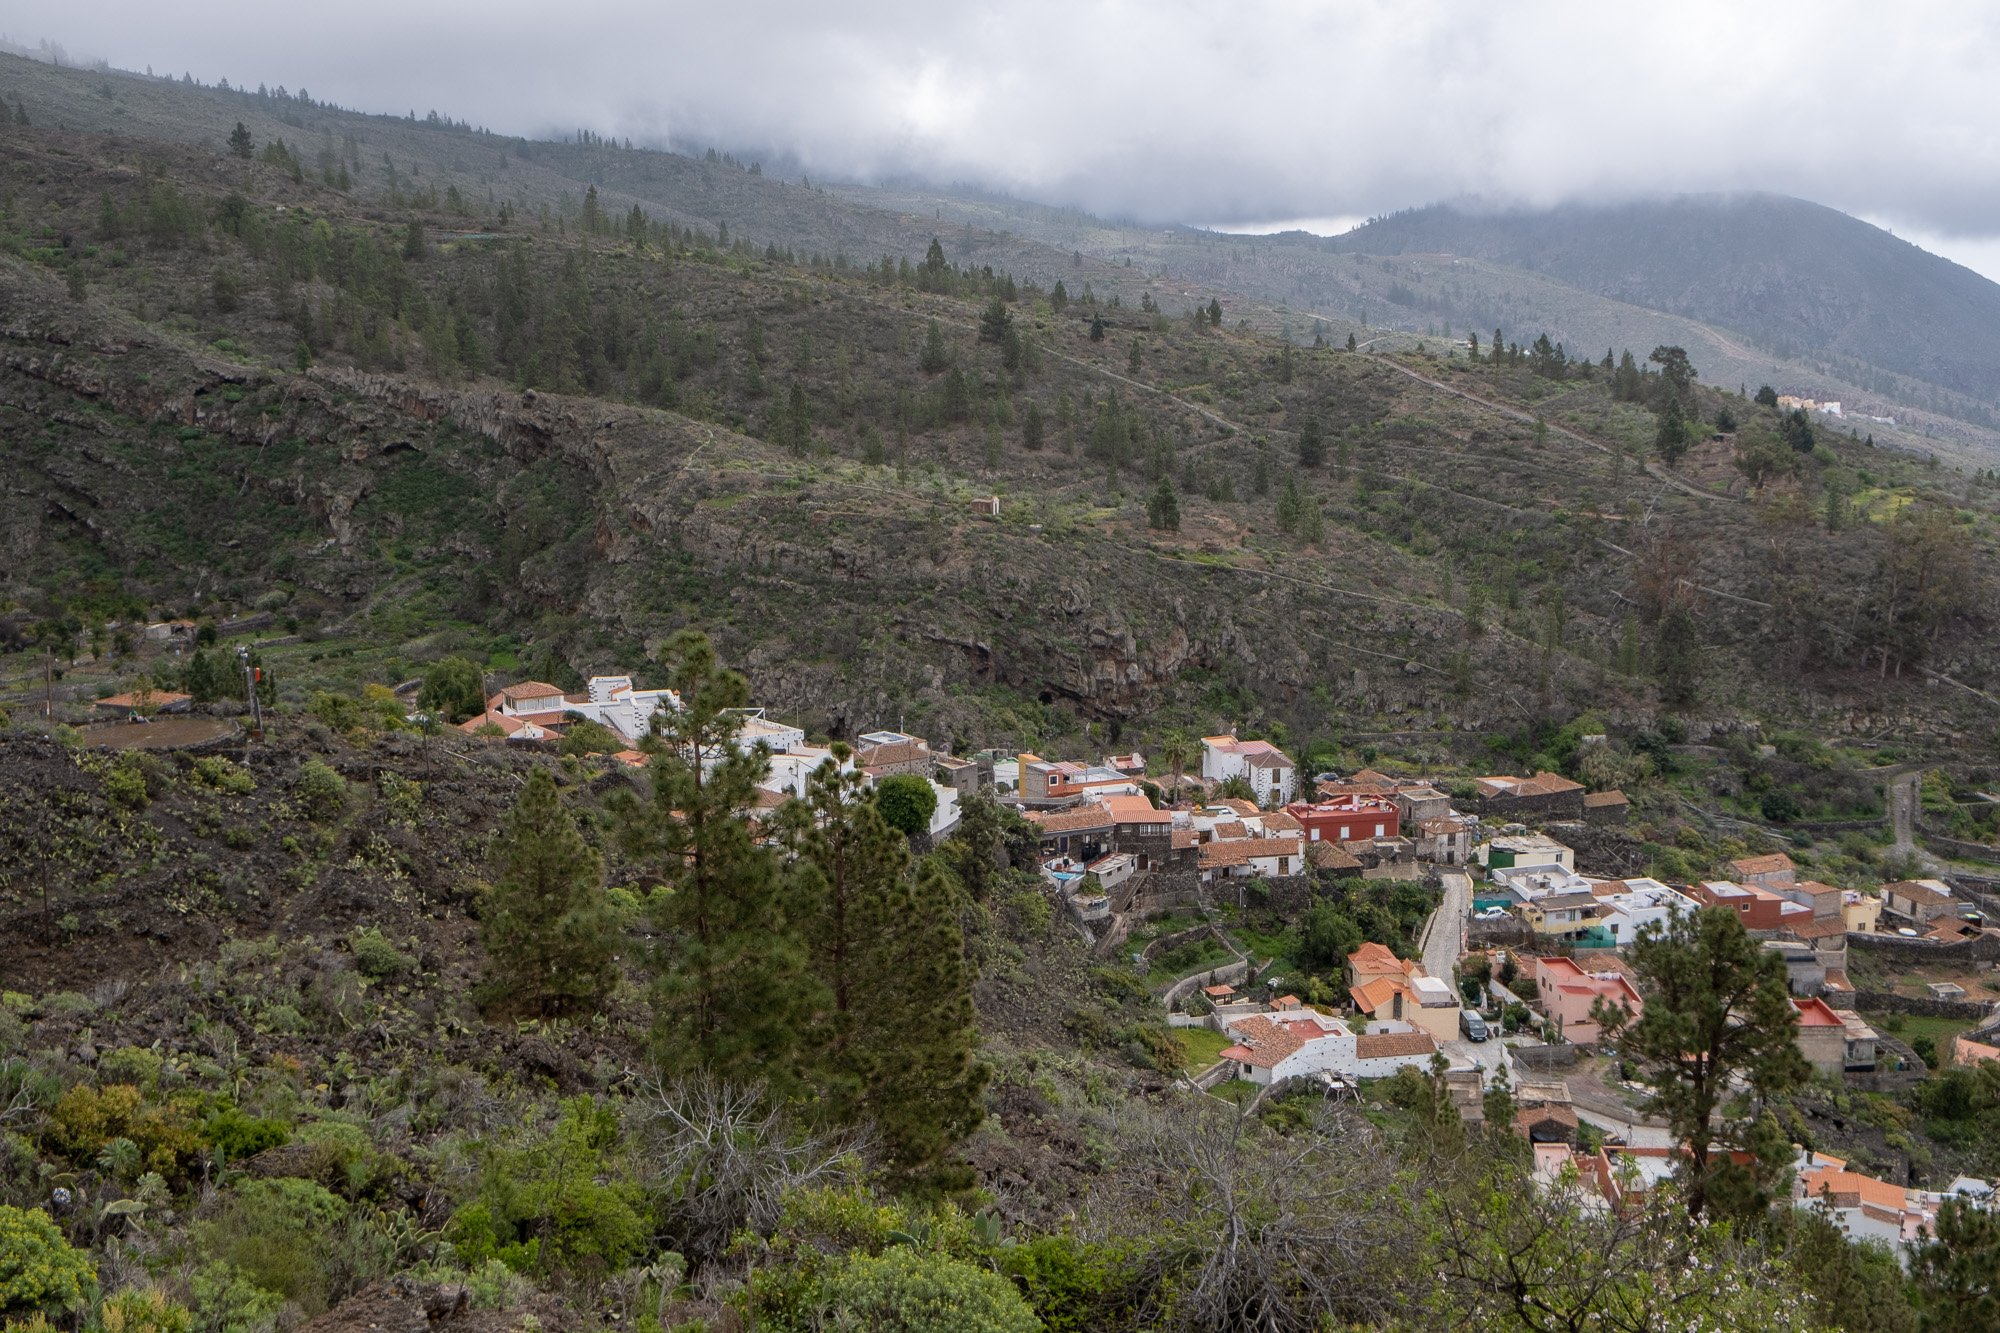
[1842, 890, 1881, 934]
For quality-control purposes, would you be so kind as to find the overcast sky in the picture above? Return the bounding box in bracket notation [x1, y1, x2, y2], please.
[27, 1, 2000, 278]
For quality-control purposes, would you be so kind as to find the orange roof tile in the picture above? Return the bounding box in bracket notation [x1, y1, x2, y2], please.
[1355, 1031, 1436, 1059]
[1348, 941, 1402, 974]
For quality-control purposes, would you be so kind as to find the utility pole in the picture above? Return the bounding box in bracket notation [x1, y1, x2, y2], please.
[239, 646, 263, 738]
[44, 647, 52, 719]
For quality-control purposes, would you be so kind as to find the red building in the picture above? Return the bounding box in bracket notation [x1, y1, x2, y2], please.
[1285, 795, 1400, 844]
[1684, 880, 1813, 932]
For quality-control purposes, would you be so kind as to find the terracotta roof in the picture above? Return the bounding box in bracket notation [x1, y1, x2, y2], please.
[1216, 1015, 1308, 1069]
[1219, 798, 1261, 816]
[1348, 942, 1402, 974]
[1583, 789, 1629, 808]
[1801, 1166, 1908, 1214]
[498, 680, 565, 702]
[458, 709, 528, 736]
[1213, 820, 1250, 840]
[1516, 1104, 1580, 1133]
[1025, 801, 1115, 834]
[1199, 837, 1305, 868]
[1794, 997, 1846, 1027]
[1171, 829, 1200, 849]
[1350, 975, 1413, 1015]
[1261, 811, 1304, 833]
[1521, 771, 1584, 795]
[96, 690, 191, 709]
[1244, 750, 1294, 769]
[857, 738, 930, 767]
[611, 750, 649, 768]
[1355, 1031, 1436, 1060]
[1103, 793, 1165, 824]
[1887, 879, 1954, 906]
[1308, 842, 1362, 869]
[1421, 817, 1465, 834]
[1732, 853, 1796, 877]
[1781, 915, 1850, 940]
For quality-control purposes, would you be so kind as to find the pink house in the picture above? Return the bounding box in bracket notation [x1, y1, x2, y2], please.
[1534, 956, 1643, 1044]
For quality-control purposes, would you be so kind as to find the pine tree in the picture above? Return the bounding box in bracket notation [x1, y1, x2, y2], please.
[1148, 477, 1180, 532]
[1490, 328, 1505, 366]
[1050, 279, 1069, 313]
[1207, 297, 1223, 326]
[1275, 477, 1303, 534]
[1298, 416, 1325, 468]
[1089, 314, 1105, 342]
[780, 763, 988, 1178]
[1345, 332, 1356, 353]
[1468, 331, 1479, 360]
[481, 767, 620, 1015]
[919, 320, 949, 373]
[1128, 340, 1143, 374]
[978, 294, 1012, 344]
[1655, 393, 1689, 467]
[227, 122, 254, 159]
[1022, 400, 1044, 451]
[786, 382, 812, 451]
[611, 632, 812, 1090]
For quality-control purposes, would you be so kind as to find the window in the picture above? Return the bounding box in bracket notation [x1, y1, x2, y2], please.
[1339, 826, 1351, 840]
[1374, 823, 1385, 837]
[1310, 828, 1320, 841]
[1279, 858, 1289, 874]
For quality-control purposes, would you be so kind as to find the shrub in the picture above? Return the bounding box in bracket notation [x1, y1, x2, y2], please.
[875, 775, 938, 837]
[104, 761, 149, 813]
[46, 1085, 196, 1169]
[994, 1236, 1138, 1333]
[98, 1286, 194, 1333]
[295, 759, 348, 822]
[817, 1246, 1040, 1333]
[0, 1205, 96, 1316]
[188, 1261, 283, 1333]
[349, 929, 413, 980]
[196, 1179, 350, 1311]
[204, 1108, 290, 1164]
[193, 756, 254, 795]
[97, 1047, 164, 1089]
[557, 718, 623, 757]
[1008, 890, 1052, 937]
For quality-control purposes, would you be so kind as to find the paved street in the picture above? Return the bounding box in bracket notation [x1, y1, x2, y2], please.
[1422, 871, 1471, 982]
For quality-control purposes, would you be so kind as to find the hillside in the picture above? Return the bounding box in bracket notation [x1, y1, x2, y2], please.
[1324, 195, 2000, 426]
[2, 48, 2000, 1333]
[3, 118, 1999, 758]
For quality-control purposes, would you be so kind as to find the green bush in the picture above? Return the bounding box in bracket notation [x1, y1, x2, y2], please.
[98, 1286, 194, 1333]
[295, 759, 348, 822]
[349, 929, 413, 979]
[817, 1247, 1040, 1333]
[204, 1108, 290, 1164]
[557, 718, 624, 757]
[196, 1179, 349, 1311]
[193, 756, 254, 794]
[442, 1097, 648, 1277]
[1008, 890, 1052, 937]
[0, 1205, 96, 1315]
[875, 775, 938, 837]
[188, 1261, 283, 1333]
[98, 1046, 164, 1089]
[104, 760, 149, 812]
[995, 1236, 1137, 1333]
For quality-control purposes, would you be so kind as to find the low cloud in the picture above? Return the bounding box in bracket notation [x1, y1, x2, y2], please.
[48, 1, 2000, 259]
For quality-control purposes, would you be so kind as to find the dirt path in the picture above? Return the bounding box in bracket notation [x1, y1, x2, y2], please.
[1362, 354, 1733, 503]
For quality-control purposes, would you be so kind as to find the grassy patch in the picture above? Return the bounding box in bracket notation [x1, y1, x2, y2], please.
[1210, 1078, 1259, 1105]
[1179, 1026, 1233, 1071]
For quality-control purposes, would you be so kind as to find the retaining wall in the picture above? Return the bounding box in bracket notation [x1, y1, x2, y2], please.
[1846, 930, 2000, 964]
[1842, 990, 1999, 1022]
[1511, 1043, 1580, 1071]
[1160, 956, 1255, 1008]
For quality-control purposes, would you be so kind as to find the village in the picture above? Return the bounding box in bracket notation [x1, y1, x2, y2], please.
[432, 673, 2000, 1249]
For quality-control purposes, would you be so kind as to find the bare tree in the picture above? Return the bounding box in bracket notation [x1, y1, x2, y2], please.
[627, 1073, 871, 1262]
[1118, 1095, 1414, 1332]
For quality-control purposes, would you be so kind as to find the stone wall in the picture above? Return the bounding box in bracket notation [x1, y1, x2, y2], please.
[1541, 822, 1649, 877]
[1456, 789, 1585, 822]
[1840, 990, 1999, 1022]
[1846, 930, 2000, 965]
[1512, 1043, 1580, 1071]
[1160, 956, 1255, 1008]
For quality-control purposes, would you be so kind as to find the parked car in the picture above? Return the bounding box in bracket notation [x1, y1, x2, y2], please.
[1460, 1009, 1489, 1043]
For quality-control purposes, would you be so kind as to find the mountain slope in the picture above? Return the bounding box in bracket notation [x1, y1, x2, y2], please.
[1327, 195, 2000, 414]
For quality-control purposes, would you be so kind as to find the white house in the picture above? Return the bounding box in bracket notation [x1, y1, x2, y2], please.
[1218, 1010, 1442, 1085]
[1591, 879, 1699, 944]
[1200, 735, 1299, 804]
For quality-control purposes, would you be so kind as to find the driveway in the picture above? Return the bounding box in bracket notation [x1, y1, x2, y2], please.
[1442, 1036, 1513, 1086]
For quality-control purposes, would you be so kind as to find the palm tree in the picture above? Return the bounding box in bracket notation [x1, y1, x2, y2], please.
[1159, 729, 1191, 799]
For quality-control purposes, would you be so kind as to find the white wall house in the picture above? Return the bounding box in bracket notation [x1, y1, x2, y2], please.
[1200, 736, 1299, 803]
